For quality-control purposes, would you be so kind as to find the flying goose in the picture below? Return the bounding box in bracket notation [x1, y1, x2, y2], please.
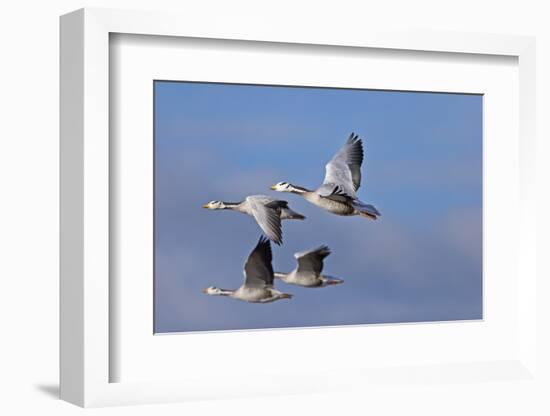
[202, 194, 305, 245]
[270, 133, 380, 219]
[274, 245, 343, 287]
[202, 237, 293, 303]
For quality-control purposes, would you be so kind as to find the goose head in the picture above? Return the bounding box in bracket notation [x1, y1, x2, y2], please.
[202, 286, 223, 295]
[270, 181, 293, 192]
[202, 200, 226, 210]
[270, 181, 307, 194]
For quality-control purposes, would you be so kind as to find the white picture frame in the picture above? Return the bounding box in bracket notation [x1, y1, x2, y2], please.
[60, 7, 537, 407]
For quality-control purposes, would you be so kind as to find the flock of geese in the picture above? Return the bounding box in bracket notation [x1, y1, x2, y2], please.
[201, 133, 380, 303]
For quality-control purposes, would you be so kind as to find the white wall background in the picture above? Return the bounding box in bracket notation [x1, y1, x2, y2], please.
[0, 1, 548, 415]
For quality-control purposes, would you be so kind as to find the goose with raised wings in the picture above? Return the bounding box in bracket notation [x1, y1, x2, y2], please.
[202, 237, 293, 303]
[275, 245, 343, 288]
[270, 133, 380, 220]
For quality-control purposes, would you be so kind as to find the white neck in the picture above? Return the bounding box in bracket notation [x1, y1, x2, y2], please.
[221, 202, 241, 209]
[288, 184, 310, 195]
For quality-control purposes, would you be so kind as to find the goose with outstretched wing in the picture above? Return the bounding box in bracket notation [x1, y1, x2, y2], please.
[202, 195, 305, 245]
[270, 133, 380, 219]
[275, 245, 343, 288]
[202, 237, 293, 303]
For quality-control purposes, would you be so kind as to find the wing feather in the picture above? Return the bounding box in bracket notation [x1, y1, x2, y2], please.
[243, 237, 274, 287]
[294, 245, 331, 276]
[319, 133, 364, 199]
[246, 197, 283, 245]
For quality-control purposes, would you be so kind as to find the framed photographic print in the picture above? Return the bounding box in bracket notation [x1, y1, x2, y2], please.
[153, 80, 482, 334]
[60, 8, 538, 407]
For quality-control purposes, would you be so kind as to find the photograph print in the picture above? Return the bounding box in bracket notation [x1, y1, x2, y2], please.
[154, 81, 482, 333]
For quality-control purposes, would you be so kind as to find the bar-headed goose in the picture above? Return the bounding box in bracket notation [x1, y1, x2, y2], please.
[202, 194, 305, 245]
[270, 133, 380, 220]
[202, 237, 293, 303]
[275, 245, 343, 287]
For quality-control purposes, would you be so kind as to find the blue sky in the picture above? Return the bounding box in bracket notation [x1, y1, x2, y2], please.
[154, 81, 483, 333]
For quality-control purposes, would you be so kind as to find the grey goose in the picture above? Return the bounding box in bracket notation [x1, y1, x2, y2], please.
[270, 133, 380, 219]
[202, 194, 304, 245]
[202, 237, 293, 303]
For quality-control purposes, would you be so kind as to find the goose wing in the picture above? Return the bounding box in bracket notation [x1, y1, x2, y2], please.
[318, 133, 364, 200]
[246, 195, 284, 245]
[243, 237, 274, 288]
[295, 245, 331, 276]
